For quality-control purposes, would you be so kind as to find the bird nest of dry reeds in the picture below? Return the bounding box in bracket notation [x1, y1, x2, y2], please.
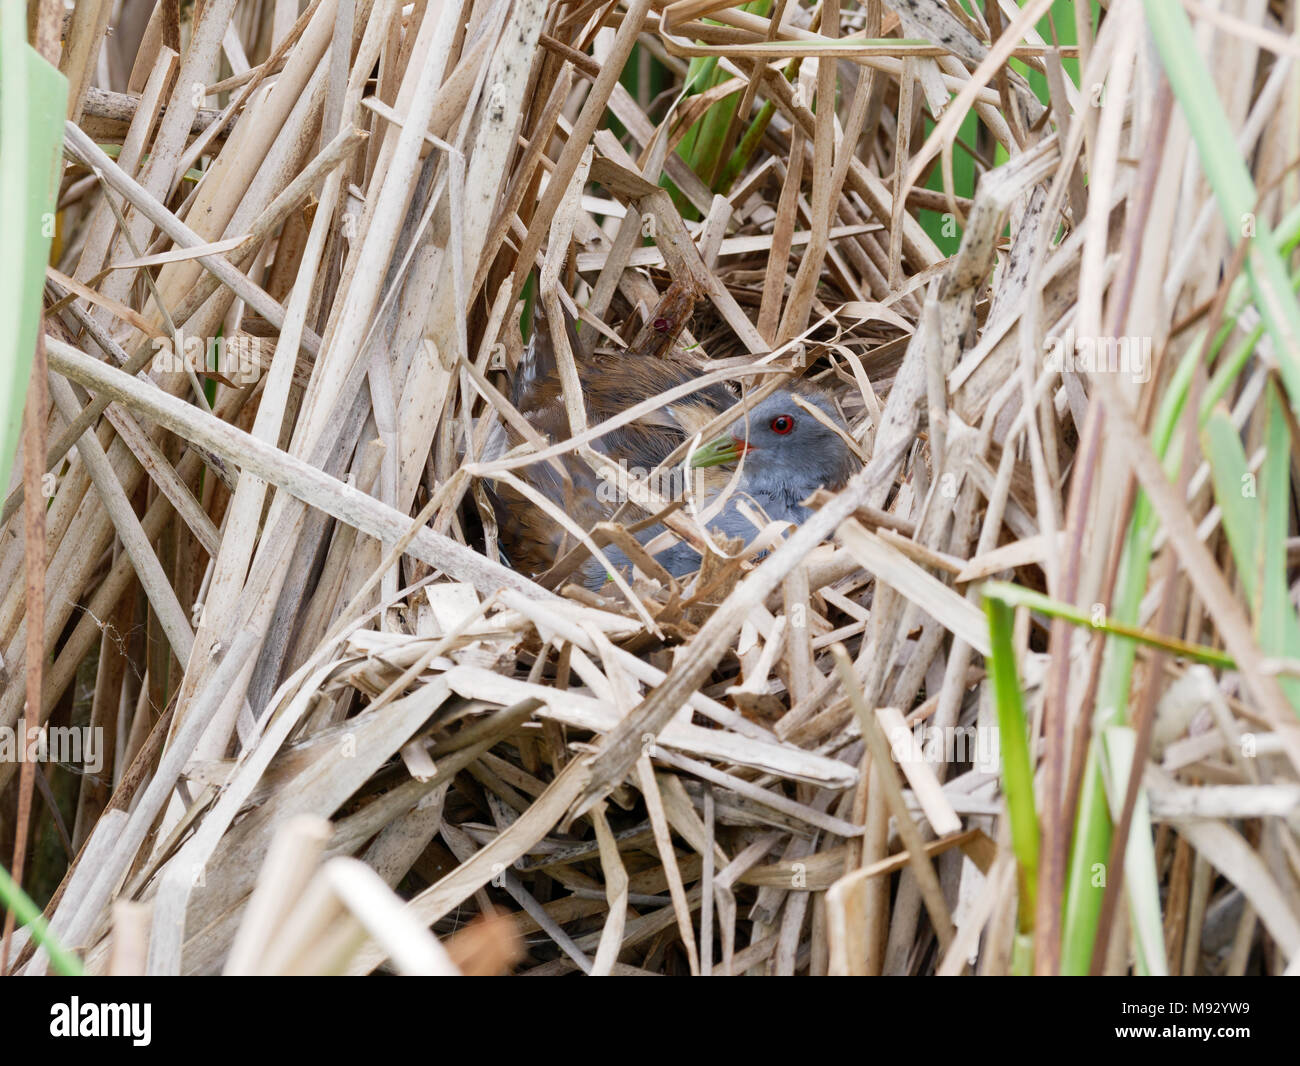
[3, 0, 1300, 978]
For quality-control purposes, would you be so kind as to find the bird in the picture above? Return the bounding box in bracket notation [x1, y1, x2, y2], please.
[688, 386, 859, 526]
[485, 298, 857, 590]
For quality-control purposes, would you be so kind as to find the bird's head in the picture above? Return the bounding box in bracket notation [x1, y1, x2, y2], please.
[689, 384, 857, 497]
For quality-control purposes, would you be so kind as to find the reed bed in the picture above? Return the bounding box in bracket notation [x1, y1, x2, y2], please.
[3, 0, 1300, 976]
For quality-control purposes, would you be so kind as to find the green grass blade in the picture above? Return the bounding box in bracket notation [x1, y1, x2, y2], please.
[980, 582, 1235, 669]
[0, 862, 84, 976]
[983, 593, 1040, 959]
[1144, 0, 1300, 418]
[1202, 389, 1300, 710]
[0, 13, 69, 496]
[1098, 726, 1167, 975]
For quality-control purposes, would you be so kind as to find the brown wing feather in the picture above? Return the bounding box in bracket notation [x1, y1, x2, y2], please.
[493, 324, 736, 577]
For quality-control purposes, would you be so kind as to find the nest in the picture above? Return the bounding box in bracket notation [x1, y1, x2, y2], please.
[4, 0, 1300, 977]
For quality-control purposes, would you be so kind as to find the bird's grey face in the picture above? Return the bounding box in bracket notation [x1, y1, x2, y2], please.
[690, 387, 855, 496]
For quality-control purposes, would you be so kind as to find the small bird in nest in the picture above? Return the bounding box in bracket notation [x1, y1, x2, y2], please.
[486, 291, 858, 590]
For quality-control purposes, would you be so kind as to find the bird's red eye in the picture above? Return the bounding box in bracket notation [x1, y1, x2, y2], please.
[770, 414, 794, 435]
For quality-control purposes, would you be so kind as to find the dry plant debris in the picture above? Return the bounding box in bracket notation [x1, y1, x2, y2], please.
[3, 0, 1300, 977]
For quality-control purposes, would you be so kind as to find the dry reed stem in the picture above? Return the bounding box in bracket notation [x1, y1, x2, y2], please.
[5, 0, 1299, 978]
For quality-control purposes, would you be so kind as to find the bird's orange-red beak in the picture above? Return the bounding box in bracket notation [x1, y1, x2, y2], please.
[690, 433, 753, 468]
